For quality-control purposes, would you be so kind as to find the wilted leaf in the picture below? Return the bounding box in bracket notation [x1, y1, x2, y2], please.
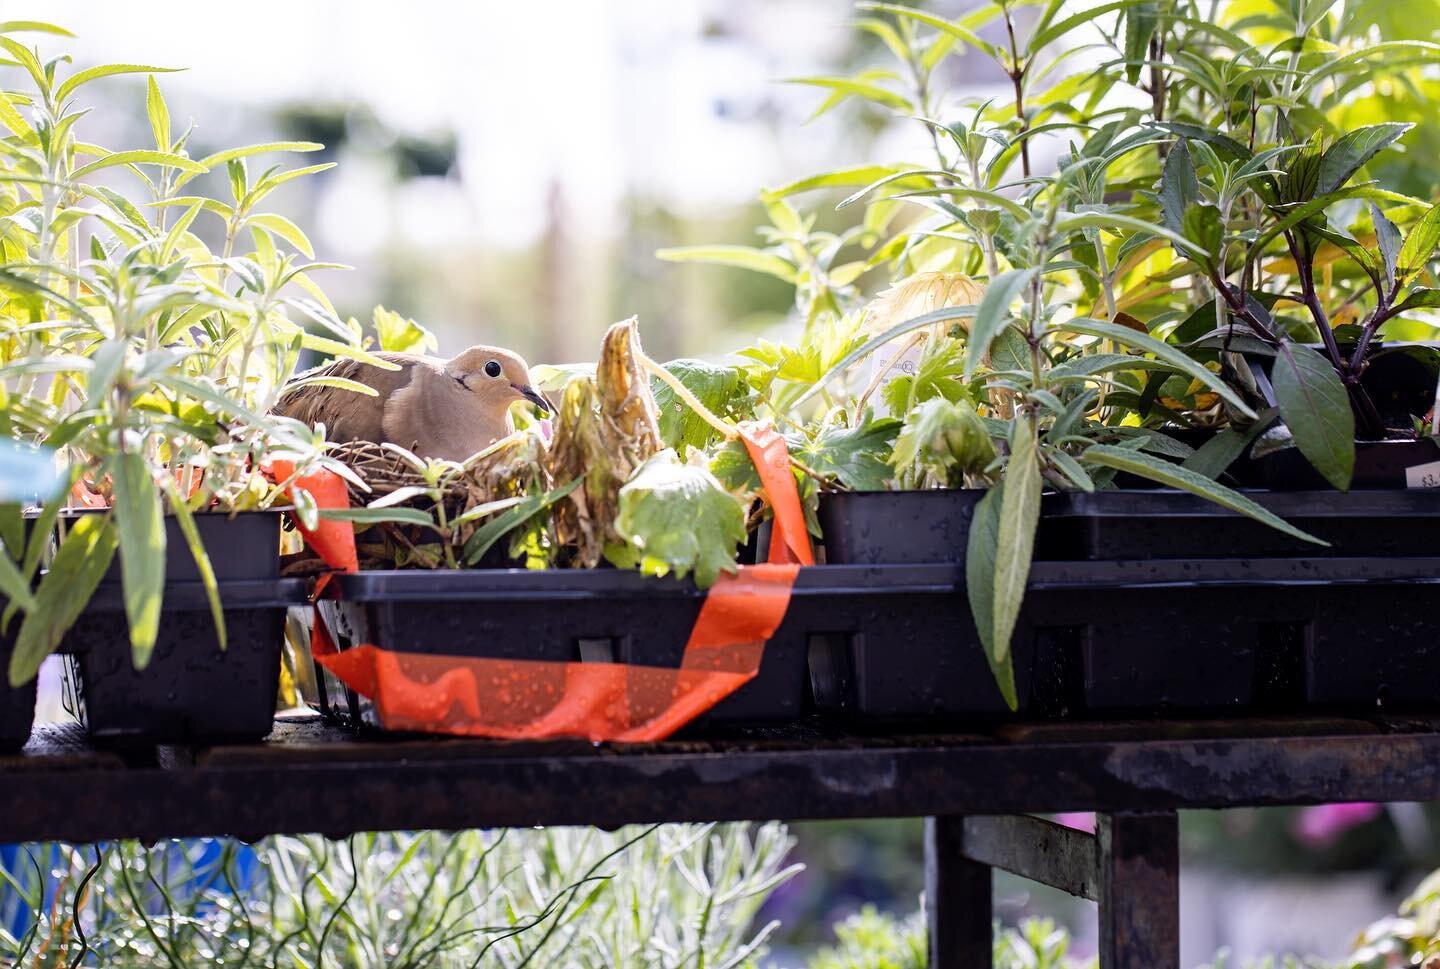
[606, 450, 747, 588]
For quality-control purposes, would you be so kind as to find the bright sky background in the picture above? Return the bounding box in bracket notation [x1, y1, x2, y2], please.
[34, 1, 865, 246]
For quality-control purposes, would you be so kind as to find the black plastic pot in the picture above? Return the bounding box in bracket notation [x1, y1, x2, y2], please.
[60, 578, 304, 744]
[817, 490, 986, 564]
[54, 510, 291, 744]
[1241, 438, 1440, 490]
[0, 518, 37, 750]
[1040, 489, 1440, 559]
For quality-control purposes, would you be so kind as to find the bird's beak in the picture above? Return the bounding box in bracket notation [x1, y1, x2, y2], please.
[512, 383, 552, 414]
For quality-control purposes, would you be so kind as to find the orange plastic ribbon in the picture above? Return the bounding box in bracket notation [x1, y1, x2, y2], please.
[304, 423, 810, 742]
[267, 458, 359, 574]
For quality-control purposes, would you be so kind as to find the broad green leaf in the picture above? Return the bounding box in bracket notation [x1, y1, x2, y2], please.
[165, 482, 225, 651]
[1395, 288, 1440, 313]
[1083, 445, 1325, 545]
[965, 485, 1012, 707]
[11, 515, 118, 686]
[373, 305, 437, 355]
[1399, 204, 1440, 279]
[964, 268, 1036, 381]
[1053, 318, 1257, 418]
[991, 417, 1040, 699]
[1180, 203, 1224, 263]
[800, 412, 903, 491]
[651, 359, 752, 453]
[1270, 343, 1354, 491]
[1316, 123, 1412, 195]
[605, 451, 748, 588]
[110, 452, 166, 667]
[71, 149, 207, 180]
[1159, 141, 1198, 235]
[654, 245, 797, 283]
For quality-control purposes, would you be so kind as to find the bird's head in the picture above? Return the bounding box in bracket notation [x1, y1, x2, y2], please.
[444, 345, 552, 417]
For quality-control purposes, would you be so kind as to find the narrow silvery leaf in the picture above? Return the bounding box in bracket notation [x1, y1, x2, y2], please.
[965, 485, 1015, 709]
[110, 452, 167, 667]
[991, 416, 1041, 706]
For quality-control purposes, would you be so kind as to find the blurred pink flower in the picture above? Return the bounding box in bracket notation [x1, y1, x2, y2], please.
[1053, 812, 1095, 833]
[1293, 802, 1383, 846]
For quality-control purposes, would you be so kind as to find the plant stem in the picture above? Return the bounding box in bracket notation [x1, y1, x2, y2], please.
[1002, 8, 1031, 178]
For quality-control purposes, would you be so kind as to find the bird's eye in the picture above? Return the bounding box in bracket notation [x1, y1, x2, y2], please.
[484, 360, 503, 378]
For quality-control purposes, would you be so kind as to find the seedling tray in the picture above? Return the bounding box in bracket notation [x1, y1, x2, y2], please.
[805, 558, 1440, 722]
[301, 567, 811, 731]
[58, 509, 284, 583]
[1040, 489, 1440, 559]
[60, 579, 305, 745]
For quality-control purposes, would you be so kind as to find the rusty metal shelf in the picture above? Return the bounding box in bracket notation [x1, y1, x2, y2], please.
[3, 714, 1434, 845]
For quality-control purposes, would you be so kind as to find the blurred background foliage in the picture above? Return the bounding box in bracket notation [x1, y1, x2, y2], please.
[18, 0, 1440, 964]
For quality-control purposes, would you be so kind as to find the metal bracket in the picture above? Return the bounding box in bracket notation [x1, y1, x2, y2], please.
[926, 811, 1179, 969]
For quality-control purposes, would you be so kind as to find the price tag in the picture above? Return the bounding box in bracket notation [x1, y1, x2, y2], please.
[1405, 460, 1440, 489]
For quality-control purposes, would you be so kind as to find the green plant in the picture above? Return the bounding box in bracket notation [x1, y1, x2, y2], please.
[1, 822, 799, 968]
[660, 0, 1440, 705]
[0, 22, 375, 681]
[805, 907, 1095, 969]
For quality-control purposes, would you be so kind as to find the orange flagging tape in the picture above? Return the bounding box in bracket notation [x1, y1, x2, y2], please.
[297, 423, 811, 741]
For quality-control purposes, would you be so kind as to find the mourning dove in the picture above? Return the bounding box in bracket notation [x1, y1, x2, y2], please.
[276, 345, 552, 460]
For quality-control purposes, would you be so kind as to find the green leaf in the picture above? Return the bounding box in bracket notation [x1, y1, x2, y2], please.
[1371, 203, 1402, 286]
[1398, 203, 1440, 280]
[1053, 318, 1257, 419]
[1270, 343, 1355, 491]
[1159, 141, 1198, 235]
[1182, 409, 1278, 479]
[1123, 1, 1158, 84]
[965, 485, 1011, 707]
[319, 506, 437, 528]
[791, 304, 978, 409]
[175, 141, 323, 187]
[461, 477, 583, 565]
[965, 268, 1036, 381]
[651, 359, 751, 453]
[1395, 288, 1440, 313]
[1082, 445, 1326, 545]
[11, 516, 118, 686]
[109, 452, 166, 668]
[991, 417, 1039, 704]
[800, 412, 903, 491]
[71, 149, 206, 180]
[145, 75, 170, 150]
[0, 537, 34, 613]
[166, 484, 225, 651]
[786, 76, 912, 113]
[373, 305, 438, 355]
[605, 451, 747, 588]
[889, 398, 993, 488]
[1180, 203, 1224, 263]
[249, 213, 314, 258]
[55, 63, 181, 103]
[1317, 123, 1412, 195]
[763, 165, 928, 199]
[654, 245, 797, 283]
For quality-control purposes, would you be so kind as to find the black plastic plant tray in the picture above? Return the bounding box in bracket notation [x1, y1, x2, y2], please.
[60, 579, 304, 745]
[808, 558, 1440, 722]
[817, 490, 986, 564]
[304, 567, 813, 732]
[1040, 489, 1440, 560]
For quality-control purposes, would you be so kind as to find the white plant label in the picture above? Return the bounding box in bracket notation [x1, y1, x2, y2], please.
[1405, 460, 1440, 489]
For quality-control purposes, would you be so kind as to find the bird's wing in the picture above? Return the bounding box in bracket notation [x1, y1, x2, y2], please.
[274, 354, 420, 443]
